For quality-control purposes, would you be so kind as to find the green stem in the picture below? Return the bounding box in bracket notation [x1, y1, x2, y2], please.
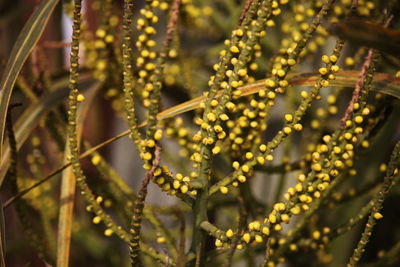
[348, 142, 400, 266]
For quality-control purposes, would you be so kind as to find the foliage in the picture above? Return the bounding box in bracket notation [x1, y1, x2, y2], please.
[1, 0, 400, 266]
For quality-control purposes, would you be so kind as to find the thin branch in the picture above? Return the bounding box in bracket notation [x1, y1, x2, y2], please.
[130, 146, 162, 266]
[340, 16, 393, 128]
[348, 141, 400, 266]
[340, 48, 375, 127]
[239, 0, 254, 26]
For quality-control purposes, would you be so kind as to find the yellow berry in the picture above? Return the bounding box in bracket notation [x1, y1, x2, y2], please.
[373, 212, 383, 220]
[277, 69, 286, 77]
[262, 227, 270, 236]
[154, 129, 163, 140]
[321, 55, 329, 63]
[230, 46, 239, 53]
[330, 65, 339, 72]
[104, 229, 113, 236]
[77, 94, 85, 102]
[238, 175, 247, 183]
[212, 146, 221, 154]
[319, 67, 328, 75]
[232, 161, 240, 169]
[300, 90, 309, 98]
[207, 113, 216, 122]
[235, 29, 244, 36]
[241, 165, 250, 172]
[295, 183, 303, 192]
[268, 214, 277, 224]
[345, 57, 354, 66]
[180, 185, 189, 194]
[321, 80, 329, 87]
[354, 116, 363, 124]
[265, 79, 276, 88]
[220, 186, 229, 194]
[219, 114, 229, 121]
[312, 163, 322, 172]
[173, 180, 181, 189]
[238, 69, 247, 76]
[290, 206, 301, 215]
[92, 216, 101, 224]
[281, 214, 290, 223]
[312, 231, 321, 240]
[294, 123, 303, 131]
[91, 155, 101, 165]
[283, 127, 292, 134]
[329, 55, 338, 63]
[284, 114, 293, 122]
[157, 236, 166, 244]
[362, 108, 370, 116]
[242, 233, 251, 243]
[226, 229, 234, 238]
[259, 144, 267, 152]
[267, 91, 276, 99]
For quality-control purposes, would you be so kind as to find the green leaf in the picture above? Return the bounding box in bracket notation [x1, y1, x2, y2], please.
[0, 0, 60, 161]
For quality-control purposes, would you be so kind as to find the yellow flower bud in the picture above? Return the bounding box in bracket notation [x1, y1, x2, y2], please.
[220, 186, 229, 194]
[226, 229, 234, 238]
[242, 233, 251, 243]
[373, 212, 383, 220]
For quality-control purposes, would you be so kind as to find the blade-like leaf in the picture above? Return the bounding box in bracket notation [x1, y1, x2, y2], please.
[0, 0, 60, 161]
[156, 71, 400, 120]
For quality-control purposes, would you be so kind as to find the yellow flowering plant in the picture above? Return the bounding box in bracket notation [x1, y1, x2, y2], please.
[1, 0, 400, 266]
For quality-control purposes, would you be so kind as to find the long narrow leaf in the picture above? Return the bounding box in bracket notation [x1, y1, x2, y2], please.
[156, 71, 400, 120]
[0, 0, 60, 161]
